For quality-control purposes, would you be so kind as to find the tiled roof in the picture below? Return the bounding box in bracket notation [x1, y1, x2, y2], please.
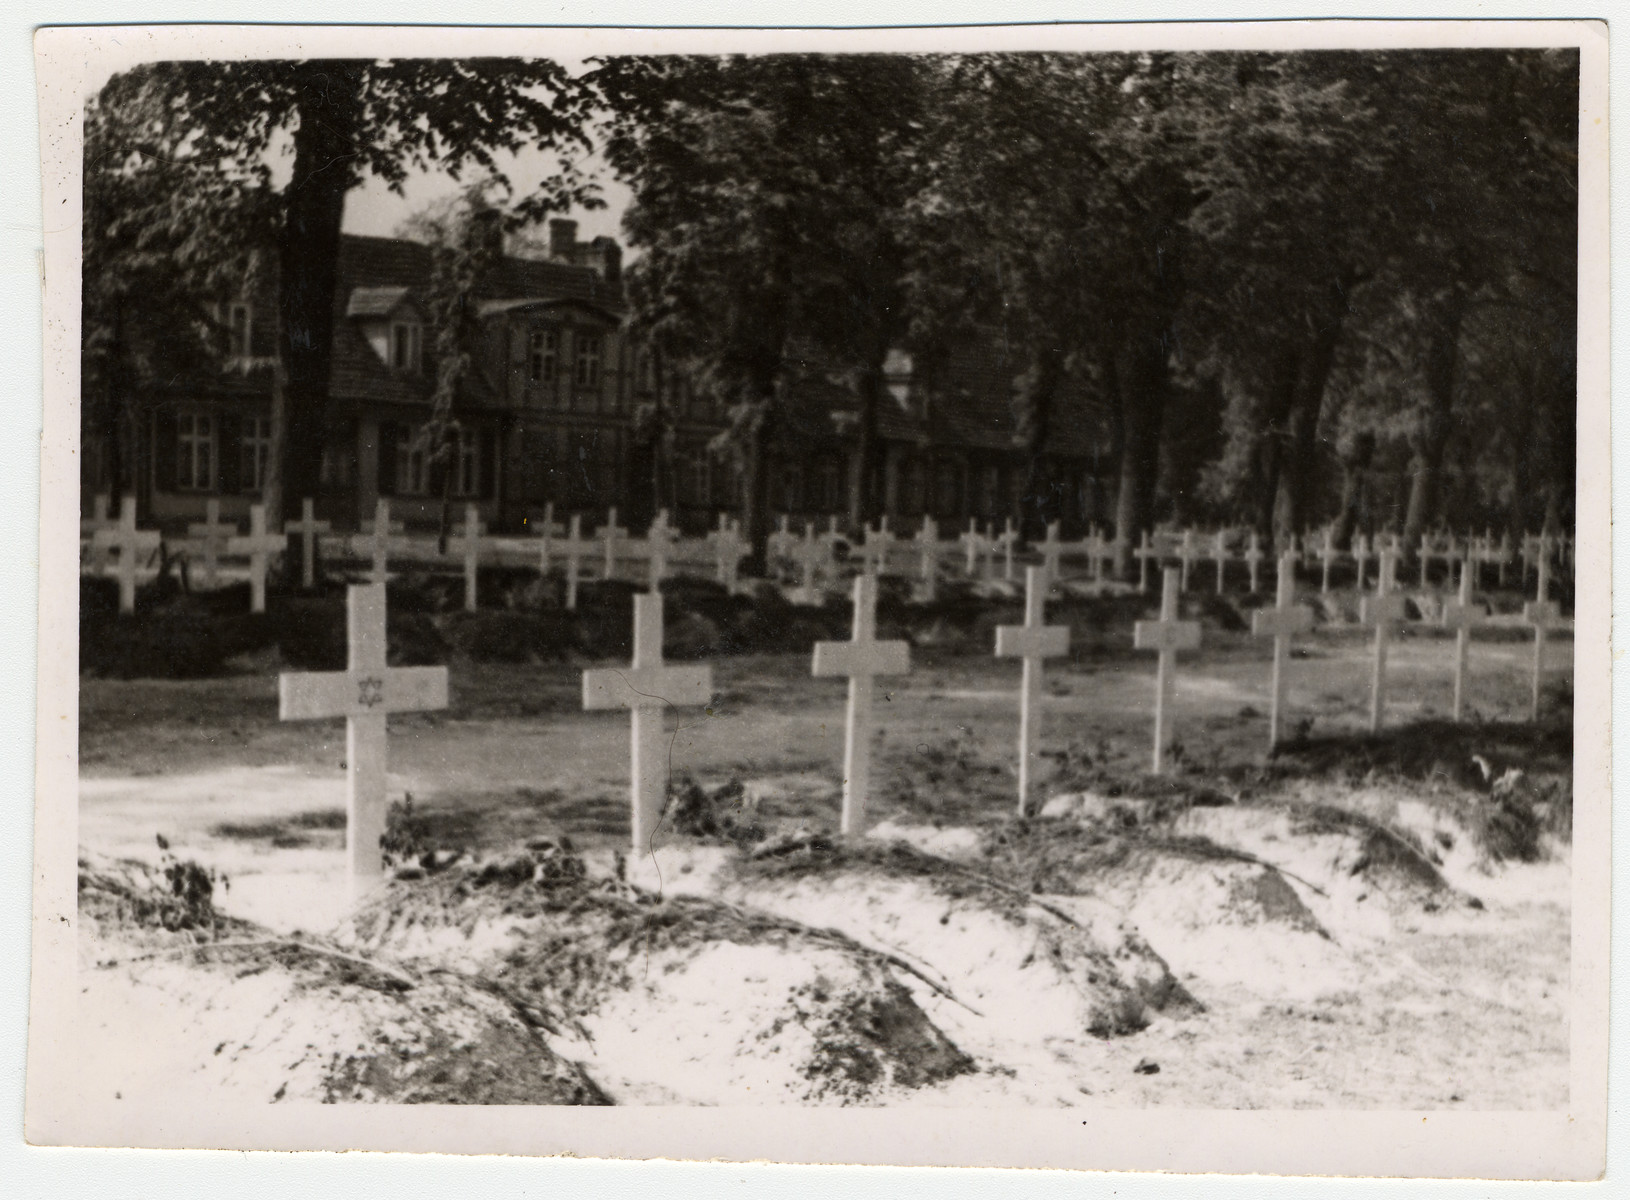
[345, 285, 414, 318]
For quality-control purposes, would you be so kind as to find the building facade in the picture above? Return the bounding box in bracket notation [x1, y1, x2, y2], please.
[84, 220, 1115, 538]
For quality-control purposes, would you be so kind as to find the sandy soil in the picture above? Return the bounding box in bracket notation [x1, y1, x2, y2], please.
[75, 586, 1573, 1108]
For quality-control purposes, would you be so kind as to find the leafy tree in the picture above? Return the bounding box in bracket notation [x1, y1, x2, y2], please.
[92, 58, 598, 528]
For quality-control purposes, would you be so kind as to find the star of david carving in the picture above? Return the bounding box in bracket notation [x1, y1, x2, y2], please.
[357, 676, 385, 708]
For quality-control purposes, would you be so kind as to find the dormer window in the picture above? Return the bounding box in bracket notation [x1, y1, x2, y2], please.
[391, 321, 423, 372]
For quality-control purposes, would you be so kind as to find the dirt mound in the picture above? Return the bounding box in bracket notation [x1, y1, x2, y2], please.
[78, 856, 608, 1105]
[726, 833, 1195, 1039]
[345, 862, 974, 1105]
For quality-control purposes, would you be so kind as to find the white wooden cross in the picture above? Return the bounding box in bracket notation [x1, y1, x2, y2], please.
[1133, 530, 1158, 594]
[1418, 533, 1435, 588]
[1177, 529, 1198, 593]
[278, 584, 448, 892]
[768, 513, 793, 564]
[1360, 548, 1406, 733]
[996, 518, 1018, 582]
[558, 514, 591, 610]
[285, 498, 332, 591]
[791, 523, 827, 605]
[601, 507, 629, 582]
[864, 518, 896, 577]
[959, 518, 985, 578]
[1318, 526, 1339, 595]
[1523, 551, 1564, 722]
[187, 498, 237, 590]
[1088, 526, 1110, 585]
[1441, 556, 1487, 722]
[813, 573, 911, 834]
[1211, 530, 1230, 595]
[914, 516, 940, 601]
[1251, 550, 1313, 749]
[358, 498, 408, 584]
[582, 594, 713, 854]
[1037, 521, 1063, 586]
[706, 514, 747, 589]
[645, 509, 677, 591]
[1246, 530, 1265, 595]
[1134, 567, 1201, 774]
[996, 566, 1070, 812]
[1497, 531, 1513, 587]
[228, 504, 284, 614]
[80, 493, 116, 574]
[453, 504, 487, 612]
[92, 496, 161, 614]
[1352, 533, 1373, 592]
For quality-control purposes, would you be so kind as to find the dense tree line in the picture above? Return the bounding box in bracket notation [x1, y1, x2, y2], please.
[83, 49, 1577, 576]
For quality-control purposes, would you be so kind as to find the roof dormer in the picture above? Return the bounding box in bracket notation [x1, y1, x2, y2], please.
[347, 286, 426, 373]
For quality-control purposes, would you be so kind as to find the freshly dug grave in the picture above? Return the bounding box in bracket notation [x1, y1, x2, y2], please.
[77, 855, 609, 1105]
[972, 817, 1351, 1001]
[721, 833, 1197, 1049]
[344, 849, 976, 1106]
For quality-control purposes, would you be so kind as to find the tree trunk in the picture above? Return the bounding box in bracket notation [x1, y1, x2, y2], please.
[1272, 304, 1347, 543]
[1111, 334, 1169, 576]
[846, 354, 886, 534]
[738, 398, 777, 578]
[1401, 293, 1467, 550]
[277, 66, 361, 515]
[1015, 343, 1065, 541]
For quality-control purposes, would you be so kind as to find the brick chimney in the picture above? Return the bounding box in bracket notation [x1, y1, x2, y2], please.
[548, 218, 578, 261]
[582, 236, 623, 285]
[470, 207, 505, 260]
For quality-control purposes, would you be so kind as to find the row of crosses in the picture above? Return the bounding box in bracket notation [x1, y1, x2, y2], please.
[273, 538, 1569, 900]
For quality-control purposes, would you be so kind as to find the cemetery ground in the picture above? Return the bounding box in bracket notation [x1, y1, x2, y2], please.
[76, 570, 1574, 1110]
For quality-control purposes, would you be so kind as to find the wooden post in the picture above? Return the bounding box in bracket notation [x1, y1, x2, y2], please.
[1360, 549, 1406, 733]
[278, 584, 449, 893]
[454, 503, 486, 612]
[583, 594, 714, 854]
[1213, 530, 1229, 595]
[1251, 551, 1313, 749]
[1442, 557, 1487, 722]
[813, 574, 911, 834]
[998, 518, 1017, 582]
[228, 504, 284, 614]
[960, 519, 983, 577]
[1038, 521, 1063, 587]
[1246, 530, 1264, 595]
[1134, 567, 1201, 774]
[1178, 530, 1197, 593]
[1353, 534, 1372, 592]
[645, 509, 676, 591]
[559, 514, 590, 610]
[1134, 530, 1156, 594]
[187, 498, 236, 590]
[996, 567, 1070, 813]
[92, 495, 161, 614]
[285, 498, 332, 591]
[1319, 527, 1338, 595]
[601, 507, 628, 582]
[1524, 551, 1564, 722]
[792, 523, 826, 605]
[914, 516, 940, 601]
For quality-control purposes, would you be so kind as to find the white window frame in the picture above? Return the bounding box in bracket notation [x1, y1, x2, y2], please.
[240, 416, 272, 492]
[528, 328, 558, 384]
[574, 332, 602, 388]
[391, 321, 423, 372]
[176, 411, 215, 492]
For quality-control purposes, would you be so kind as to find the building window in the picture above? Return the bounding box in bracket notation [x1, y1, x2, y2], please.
[390, 321, 423, 372]
[176, 412, 214, 491]
[395, 429, 430, 495]
[528, 329, 558, 384]
[241, 416, 272, 492]
[452, 426, 481, 498]
[574, 333, 602, 388]
[226, 303, 252, 359]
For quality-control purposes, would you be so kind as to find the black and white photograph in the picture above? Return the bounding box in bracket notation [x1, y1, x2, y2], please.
[26, 20, 1610, 1177]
